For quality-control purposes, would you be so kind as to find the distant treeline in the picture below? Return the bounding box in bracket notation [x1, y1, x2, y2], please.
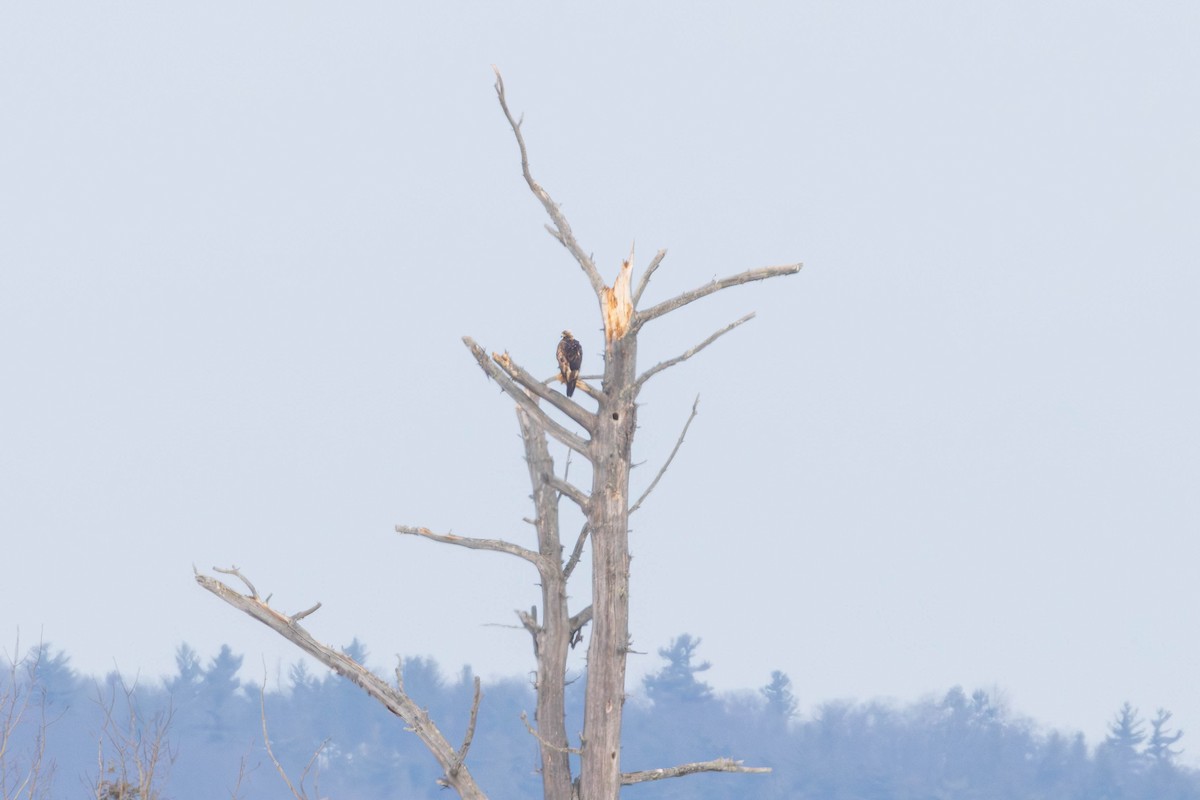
[1, 634, 1195, 799]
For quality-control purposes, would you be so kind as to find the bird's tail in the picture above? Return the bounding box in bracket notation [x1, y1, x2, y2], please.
[566, 371, 579, 397]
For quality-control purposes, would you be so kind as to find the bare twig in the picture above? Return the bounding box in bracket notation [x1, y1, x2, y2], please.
[632, 248, 667, 308]
[629, 396, 700, 516]
[449, 677, 482, 777]
[491, 350, 597, 432]
[291, 603, 321, 622]
[634, 263, 802, 330]
[562, 523, 589, 580]
[636, 313, 756, 390]
[621, 757, 771, 785]
[519, 712, 582, 755]
[260, 680, 327, 800]
[395, 525, 544, 566]
[464, 337, 591, 456]
[493, 67, 606, 299]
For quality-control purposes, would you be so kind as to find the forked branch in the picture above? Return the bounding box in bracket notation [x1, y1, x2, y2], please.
[621, 757, 771, 785]
[464, 337, 590, 456]
[636, 314, 755, 390]
[635, 263, 802, 330]
[490, 350, 597, 432]
[395, 526, 544, 567]
[195, 570, 487, 800]
[493, 67, 606, 300]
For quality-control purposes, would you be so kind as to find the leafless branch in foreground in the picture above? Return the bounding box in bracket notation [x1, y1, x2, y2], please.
[493, 67, 606, 300]
[636, 313, 756, 391]
[635, 263, 802, 330]
[629, 396, 700, 516]
[621, 757, 771, 785]
[195, 570, 487, 800]
[632, 248, 668, 308]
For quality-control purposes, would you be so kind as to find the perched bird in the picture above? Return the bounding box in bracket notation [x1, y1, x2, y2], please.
[556, 330, 583, 397]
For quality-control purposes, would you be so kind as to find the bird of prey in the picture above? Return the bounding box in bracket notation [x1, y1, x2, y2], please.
[556, 330, 583, 397]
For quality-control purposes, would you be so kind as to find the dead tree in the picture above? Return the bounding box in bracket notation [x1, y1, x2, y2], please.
[197, 69, 800, 800]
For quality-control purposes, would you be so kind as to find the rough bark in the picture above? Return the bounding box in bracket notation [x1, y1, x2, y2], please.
[516, 407, 574, 800]
[580, 331, 637, 799]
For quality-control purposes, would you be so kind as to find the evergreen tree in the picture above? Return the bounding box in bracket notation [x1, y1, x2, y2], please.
[643, 634, 713, 705]
[1148, 708, 1184, 764]
[761, 671, 798, 723]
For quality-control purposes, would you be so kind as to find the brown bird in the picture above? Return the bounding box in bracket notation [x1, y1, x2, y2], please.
[556, 330, 583, 397]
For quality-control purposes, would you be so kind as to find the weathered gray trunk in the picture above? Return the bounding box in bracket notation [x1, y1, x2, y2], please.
[580, 333, 637, 799]
[517, 408, 574, 800]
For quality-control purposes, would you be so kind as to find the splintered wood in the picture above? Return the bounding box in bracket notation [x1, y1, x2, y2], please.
[602, 252, 634, 341]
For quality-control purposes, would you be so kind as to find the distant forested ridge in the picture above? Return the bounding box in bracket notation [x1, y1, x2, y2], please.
[2, 635, 1196, 799]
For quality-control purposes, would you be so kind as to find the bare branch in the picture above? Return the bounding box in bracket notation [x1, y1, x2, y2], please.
[630, 396, 700, 516]
[562, 523, 589, 580]
[520, 712, 582, 755]
[493, 67, 606, 299]
[569, 606, 592, 649]
[213, 566, 258, 599]
[636, 313, 755, 390]
[395, 526, 543, 567]
[490, 350, 597, 433]
[632, 248, 667, 308]
[464, 337, 591, 456]
[516, 608, 539, 641]
[544, 474, 590, 513]
[621, 757, 771, 785]
[539, 371, 605, 404]
[291, 603, 321, 622]
[634, 263, 802, 330]
[196, 571, 488, 800]
[449, 677, 482, 778]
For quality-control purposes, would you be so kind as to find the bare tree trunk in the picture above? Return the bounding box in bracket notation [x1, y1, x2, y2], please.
[580, 333, 636, 798]
[517, 408, 574, 800]
[197, 69, 799, 800]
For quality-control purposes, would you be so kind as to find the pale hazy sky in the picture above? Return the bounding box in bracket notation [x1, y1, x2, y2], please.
[2, 2, 1198, 750]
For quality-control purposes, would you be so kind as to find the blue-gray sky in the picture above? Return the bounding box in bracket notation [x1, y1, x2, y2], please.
[2, 2, 1198, 749]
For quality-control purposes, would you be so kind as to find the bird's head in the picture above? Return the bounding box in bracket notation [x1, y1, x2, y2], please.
[561, 330, 574, 339]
